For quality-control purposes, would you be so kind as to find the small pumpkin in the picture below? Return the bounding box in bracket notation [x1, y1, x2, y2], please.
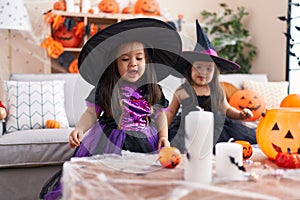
[280, 94, 300, 108]
[221, 82, 239, 101]
[98, 0, 119, 13]
[53, 1, 66, 11]
[68, 59, 78, 73]
[158, 147, 181, 168]
[53, 25, 82, 48]
[234, 140, 253, 159]
[256, 108, 300, 160]
[134, 0, 160, 16]
[122, 6, 133, 14]
[275, 148, 300, 168]
[46, 120, 61, 128]
[229, 89, 266, 121]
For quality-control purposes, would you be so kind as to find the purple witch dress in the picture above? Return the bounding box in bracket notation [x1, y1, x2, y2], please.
[42, 83, 168, 200]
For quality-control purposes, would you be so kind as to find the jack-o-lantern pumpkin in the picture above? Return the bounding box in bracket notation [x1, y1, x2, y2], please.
[229, 89, 266, 121]
[256, 108, 300, 160]
[53, 25, 82, 48]
[134, 0, 160, 16]
[158, 147, 181, 168]
[234, 140, 253, 159]
[280, 94, 300, 108]
[98, 0, 119, 13]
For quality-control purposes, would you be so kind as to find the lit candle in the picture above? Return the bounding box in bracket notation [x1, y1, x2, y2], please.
[215, 141, 243, 179]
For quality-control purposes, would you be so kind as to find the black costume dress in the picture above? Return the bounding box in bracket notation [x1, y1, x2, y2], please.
[168, 83, 257, 153]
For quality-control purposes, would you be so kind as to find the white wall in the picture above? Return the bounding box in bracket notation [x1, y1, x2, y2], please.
[0, 0, 288, 98]
[160, 0, 288, 82]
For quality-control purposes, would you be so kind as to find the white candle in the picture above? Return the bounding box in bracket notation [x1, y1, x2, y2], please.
[215, 142, 243, 179]
[184, 110, 213, 184]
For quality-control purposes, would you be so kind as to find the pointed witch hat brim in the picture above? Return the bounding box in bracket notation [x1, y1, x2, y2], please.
[78, 18, 183, 86]
[173, 20, 240, 77]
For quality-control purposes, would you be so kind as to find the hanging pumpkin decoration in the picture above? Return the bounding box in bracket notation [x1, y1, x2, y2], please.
[256, 108, 300, 160]
[98, 0, 119, 13]
[234, 140, 253, 159]
[158, 147, 181, 168]
[134, 0, 160, 16]
[280, 94, 300, 108]
[46, 40, 64, 59]
[46, 119, 61, 128]
[229, 89, 266, 121]
[53, 25, 82, 48]
[275, 148, 300, 169]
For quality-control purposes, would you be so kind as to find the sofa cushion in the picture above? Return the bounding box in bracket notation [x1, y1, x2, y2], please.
[4, 80, 69, 133]
[219, 73, 268, 89]
[243, 80, 289, 108]
[9, 73, 94, 127]
[0, 128, 74, 168]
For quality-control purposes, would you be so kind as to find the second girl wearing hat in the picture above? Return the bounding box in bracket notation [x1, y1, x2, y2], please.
[167, 20, 257, 153]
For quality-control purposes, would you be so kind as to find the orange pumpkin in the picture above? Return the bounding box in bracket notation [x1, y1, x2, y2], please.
[280, 94, 300, 108]
[98, 0, 119, 13]
[53, 1, 66, 11]
[46, 120, 61, 128]
[134, 0, 160, 16]
[256, 108, 300, 160]
[46, 40, 64, 59]
[53, 25, 82, 48]
[234, 140, 253, 159]
[68, 59, 78, 73]
[122, 6, 133, 14]
[158, 147, 181, 168]
[221, 82, 239, 101]
[229, 89, 266, 121]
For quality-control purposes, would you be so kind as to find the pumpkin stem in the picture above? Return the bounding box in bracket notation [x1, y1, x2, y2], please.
[287, 147, 292, 154]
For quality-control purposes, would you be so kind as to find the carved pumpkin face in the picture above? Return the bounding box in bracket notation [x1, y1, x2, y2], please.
[158, 147, 181, 168]
[234, 140, 253, 159]
[134, 0, 160, 16]
[229, 89, 266, 121]
[256, 108, 300, 160]
[98, 0, 119, 13]
[280, 94, 300, 108]
[53, 25, 82, 48]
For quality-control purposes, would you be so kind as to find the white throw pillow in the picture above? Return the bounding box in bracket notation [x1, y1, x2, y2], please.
[243, 80, 289, 108]
[4, 80, 69, 133]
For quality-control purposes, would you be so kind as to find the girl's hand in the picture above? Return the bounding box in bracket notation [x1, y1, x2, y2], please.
[240, 108, 254, 120]
[158, 136, 170, 150]
[69, 128, 83, 148]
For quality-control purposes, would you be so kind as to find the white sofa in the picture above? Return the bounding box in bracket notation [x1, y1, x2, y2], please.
[0, 73, 94, 200]
[0, 73, 268, 200]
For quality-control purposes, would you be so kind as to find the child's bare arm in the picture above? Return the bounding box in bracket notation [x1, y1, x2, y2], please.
[69, 107, 98, 148]
[156, 111, 170, 150]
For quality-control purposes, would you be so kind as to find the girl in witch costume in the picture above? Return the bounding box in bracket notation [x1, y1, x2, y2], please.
[40, 18, 182, 200]
[167, 20, 257, 153]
